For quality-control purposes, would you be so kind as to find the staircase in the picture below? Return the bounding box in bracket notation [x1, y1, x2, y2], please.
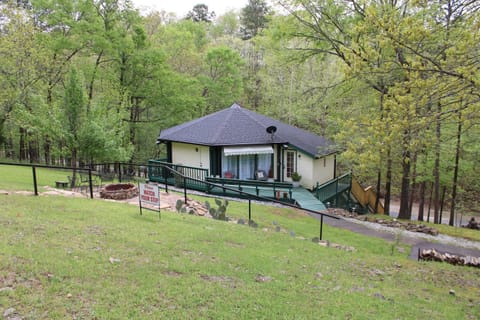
[350, 177, 384, 214]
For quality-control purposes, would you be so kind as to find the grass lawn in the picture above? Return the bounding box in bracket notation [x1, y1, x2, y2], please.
[1, 193, 480, 319]
[0, 164, 74, 192]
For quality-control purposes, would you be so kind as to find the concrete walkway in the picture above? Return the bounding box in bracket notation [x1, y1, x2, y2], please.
[310, 213, 480, 260]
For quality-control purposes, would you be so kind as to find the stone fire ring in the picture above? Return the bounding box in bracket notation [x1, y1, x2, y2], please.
[100, 183, 138, 200]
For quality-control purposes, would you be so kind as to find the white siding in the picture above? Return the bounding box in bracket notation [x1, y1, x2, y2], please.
[312, 154, 335, 186]
[172, 142, 210, 170]
[285, 151, 335, 189]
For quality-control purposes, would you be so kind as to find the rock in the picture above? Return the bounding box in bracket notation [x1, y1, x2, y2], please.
[255, 274, 272, 283]
[109, 257, 121, 264]
[449, 289, 456, 296]
[3, 308, 15, 317]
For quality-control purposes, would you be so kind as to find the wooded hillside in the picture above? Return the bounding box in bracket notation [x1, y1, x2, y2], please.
[0, 0, 479, 222]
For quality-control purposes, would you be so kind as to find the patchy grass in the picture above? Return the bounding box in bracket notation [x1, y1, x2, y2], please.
[1, 194, 479, 319]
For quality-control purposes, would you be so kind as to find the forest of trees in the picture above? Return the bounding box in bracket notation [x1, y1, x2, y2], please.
[0, 0, 479, 223]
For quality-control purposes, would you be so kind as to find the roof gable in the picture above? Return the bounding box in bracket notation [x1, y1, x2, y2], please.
[158, 103, 335, 157]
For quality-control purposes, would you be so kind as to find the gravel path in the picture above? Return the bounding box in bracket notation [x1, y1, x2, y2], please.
[312, 214, 480, 260]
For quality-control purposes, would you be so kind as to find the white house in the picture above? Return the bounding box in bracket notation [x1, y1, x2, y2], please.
[156, 103, 337, 190]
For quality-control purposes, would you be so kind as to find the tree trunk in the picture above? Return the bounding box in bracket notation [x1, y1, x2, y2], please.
[449, 112, 461, 226]
[408, 151, 417, 217]
[398, 149, 411, 220]
[19, 127, 27, 161]
[87, 50, 104, 113]
[433, 102, 442, 224]
[44, 136, 51, 165]
[70, 148, 78, 188]
[384, 147, 392, 216]
[375, 170, 381, 214]
[418, 181, 426, 221]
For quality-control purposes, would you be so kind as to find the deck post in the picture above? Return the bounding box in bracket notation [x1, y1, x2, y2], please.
[248, 199, 251, 221]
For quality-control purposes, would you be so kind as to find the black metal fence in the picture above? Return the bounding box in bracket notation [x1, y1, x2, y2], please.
[0, 161, 339, 240]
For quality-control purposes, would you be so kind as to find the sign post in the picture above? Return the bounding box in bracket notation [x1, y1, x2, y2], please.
[138, 183, 161, 219]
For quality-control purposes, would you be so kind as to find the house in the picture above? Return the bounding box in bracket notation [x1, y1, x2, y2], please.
[156, 103, 336, 190]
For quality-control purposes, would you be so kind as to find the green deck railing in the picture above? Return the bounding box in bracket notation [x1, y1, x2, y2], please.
[148, 160, 209, 191]
[314, 172, 352, 206]
[205, 176, 293, 201]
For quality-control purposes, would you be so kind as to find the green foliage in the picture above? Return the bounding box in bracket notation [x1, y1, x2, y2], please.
[206, 198, 229, 221]
[175, 199, 184, 213]
[185, 4, 215, 23]
[240, 0, 270, 40]
[291, 172, 302, 182]
[202, 46, 244, 114]
[0, 0, 479, 212]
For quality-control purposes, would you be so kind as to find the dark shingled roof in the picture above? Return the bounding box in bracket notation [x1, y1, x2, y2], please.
[157, 103, 335, 158]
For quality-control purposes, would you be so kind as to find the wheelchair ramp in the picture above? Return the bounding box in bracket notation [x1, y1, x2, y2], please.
[292, 187, 327, 212]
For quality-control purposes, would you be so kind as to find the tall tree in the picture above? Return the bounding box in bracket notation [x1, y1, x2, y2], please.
[240, 0, 269, 40]
[185, 4, 215, 23]
[201, 46, 244, 114]
[63, 68, 85, 185]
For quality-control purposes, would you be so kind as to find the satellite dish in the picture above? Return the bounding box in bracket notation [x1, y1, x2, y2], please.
[266, 126, 277, 134]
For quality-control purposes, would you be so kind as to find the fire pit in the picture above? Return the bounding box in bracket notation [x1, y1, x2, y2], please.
[100, 183, 138, 200]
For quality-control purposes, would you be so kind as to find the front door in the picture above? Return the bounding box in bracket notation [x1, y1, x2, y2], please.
[285, 150, 296, 180]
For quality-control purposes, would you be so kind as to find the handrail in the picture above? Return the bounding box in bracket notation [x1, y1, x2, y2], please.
[149, 162, 339, 220]
[205, 176, 293, 201]
[351, 176, 385, 214]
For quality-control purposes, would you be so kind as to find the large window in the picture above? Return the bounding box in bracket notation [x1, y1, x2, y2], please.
[286, 150, 295, 178]
[221, 152, 272, 180]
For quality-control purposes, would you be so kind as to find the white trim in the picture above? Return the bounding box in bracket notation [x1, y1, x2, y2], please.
[223, 145, 274, 156]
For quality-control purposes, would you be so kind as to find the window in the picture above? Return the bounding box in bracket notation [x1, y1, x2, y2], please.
[286, 151, 295, 178]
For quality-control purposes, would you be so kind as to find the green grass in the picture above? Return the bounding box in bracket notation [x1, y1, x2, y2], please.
[0, 164, 73, 192]
[1, 194, 480, 319]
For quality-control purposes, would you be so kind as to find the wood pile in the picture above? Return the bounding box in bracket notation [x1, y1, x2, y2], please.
[331, 209, 439, 236]
[363, 217, 439, 236]
[463, 218, 480, 230]
[419, 249, 480, 268]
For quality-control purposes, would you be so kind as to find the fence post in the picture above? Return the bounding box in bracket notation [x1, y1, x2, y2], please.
[248, 199, 251, 221]
[118, 163, 122, 182]
[320, 214, 324, 240]
[32, 166, 38, 196]
[88, 168, 93, 199]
